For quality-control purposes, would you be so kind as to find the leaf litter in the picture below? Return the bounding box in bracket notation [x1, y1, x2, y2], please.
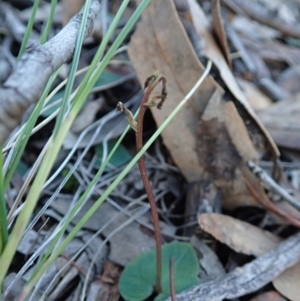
[2, 0, 300, 300]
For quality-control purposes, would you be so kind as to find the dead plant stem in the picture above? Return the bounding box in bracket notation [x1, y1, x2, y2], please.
[135, 75, 165, 293]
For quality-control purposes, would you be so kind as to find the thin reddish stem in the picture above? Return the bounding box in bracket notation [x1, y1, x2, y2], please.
[136, 79, 163, 293]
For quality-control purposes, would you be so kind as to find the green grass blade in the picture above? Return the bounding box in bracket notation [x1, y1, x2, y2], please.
[29, 108, 139, 278]
[0, 149, 8, 253]
[0, 0, 150, 292]
[18, 0, 40, 59]
[40, 0, 58, 44]
[72, 0, 151, 115]
[28, 0, 151, 275]
[68, 0, 132, 108]
[3, 70, 60, 189]
[53, 0, 92, 137]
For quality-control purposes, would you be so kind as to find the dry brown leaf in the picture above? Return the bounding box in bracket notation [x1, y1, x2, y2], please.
[199, 213, 300, 301]
[101, 261, 121, 285]
[273, 265, 300, 301]
[198, 94, 261, 208]
[128, 0, 221, 182]
[198, 213, 281, 255]
[61, 0, 84, 25]
[236, 78, 272, 110]
[187, 0, 279, 159]
[128, 0, 271, 209]
[211, 0, 232, 68]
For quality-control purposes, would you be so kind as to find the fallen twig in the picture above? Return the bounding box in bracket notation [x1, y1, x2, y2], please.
[0, 2, 30, 42]
[228, 0, 300, 39]
[225, 23, 289, 101]
[248, 161, 300, 211]
[166, 231, 300, 301]
[0, 0, 100, 145]
[244, 176, 300, 228]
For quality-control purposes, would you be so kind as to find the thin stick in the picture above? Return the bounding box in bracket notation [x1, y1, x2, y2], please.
[166, 231, 300, 301]
[248, 161, 300, 211]
[229, 0, 300, 40]
[244, 177, 300, 228]
[170, 257, 177, 301]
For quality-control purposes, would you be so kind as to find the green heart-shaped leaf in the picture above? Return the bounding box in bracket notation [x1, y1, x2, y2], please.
[119, 242, 200, 301]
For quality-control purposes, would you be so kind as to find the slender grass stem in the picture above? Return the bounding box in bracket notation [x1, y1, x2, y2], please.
[17, 0, 40, 59]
